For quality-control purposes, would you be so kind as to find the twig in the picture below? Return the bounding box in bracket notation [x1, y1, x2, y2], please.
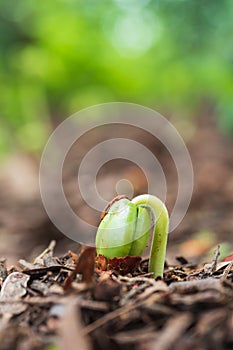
[112, 274, 155, 285]
[205, 245, 220, 275]
[221, 260, 233, 279]
[110, 325, 157, 344]
[119, 282, 151, 306]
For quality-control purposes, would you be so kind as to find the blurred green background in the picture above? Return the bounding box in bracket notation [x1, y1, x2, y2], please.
[1, 0, 233, 158]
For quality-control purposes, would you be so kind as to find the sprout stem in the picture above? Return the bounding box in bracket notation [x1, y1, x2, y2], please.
[131, 194, 169, 278]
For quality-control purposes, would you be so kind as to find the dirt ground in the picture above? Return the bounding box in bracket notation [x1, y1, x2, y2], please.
[0, 241, 232, 350]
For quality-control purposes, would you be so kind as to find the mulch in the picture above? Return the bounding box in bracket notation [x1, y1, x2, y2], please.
[0, 241, 232, 350]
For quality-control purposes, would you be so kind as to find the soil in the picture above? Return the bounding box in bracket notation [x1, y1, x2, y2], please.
[0, 243, 232, 350]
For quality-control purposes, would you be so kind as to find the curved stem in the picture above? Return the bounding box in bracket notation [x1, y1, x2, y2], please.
[131, 194, 169, 278]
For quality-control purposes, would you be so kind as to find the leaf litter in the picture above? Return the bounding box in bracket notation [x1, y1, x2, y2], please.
[0, 241, 232, 350]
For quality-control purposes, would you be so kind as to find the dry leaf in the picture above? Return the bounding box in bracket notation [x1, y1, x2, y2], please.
[0, 272, 29, 300]
[0, 272, 29, 316]
[95, 254, 107, 271]
[107, 256, 142, 275]
[64, 247, 96, 289]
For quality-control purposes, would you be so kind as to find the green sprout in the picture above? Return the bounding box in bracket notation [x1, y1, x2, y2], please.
[96, 194, 169, 278]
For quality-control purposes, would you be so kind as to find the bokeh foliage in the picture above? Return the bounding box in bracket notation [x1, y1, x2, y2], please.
[0, 0, 233, 157]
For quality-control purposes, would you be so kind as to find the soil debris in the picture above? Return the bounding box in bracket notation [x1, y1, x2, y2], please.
[0, 241, 232, 350]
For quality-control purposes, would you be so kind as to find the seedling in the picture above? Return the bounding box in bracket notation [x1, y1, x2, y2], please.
[96, 194, 169, 278]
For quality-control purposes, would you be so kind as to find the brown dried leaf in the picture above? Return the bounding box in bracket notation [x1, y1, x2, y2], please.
[74, 247, 96, 282]
[64, 247, 96, 289]
[95, 254, 107, 271]
[107, 256, 142, 275]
